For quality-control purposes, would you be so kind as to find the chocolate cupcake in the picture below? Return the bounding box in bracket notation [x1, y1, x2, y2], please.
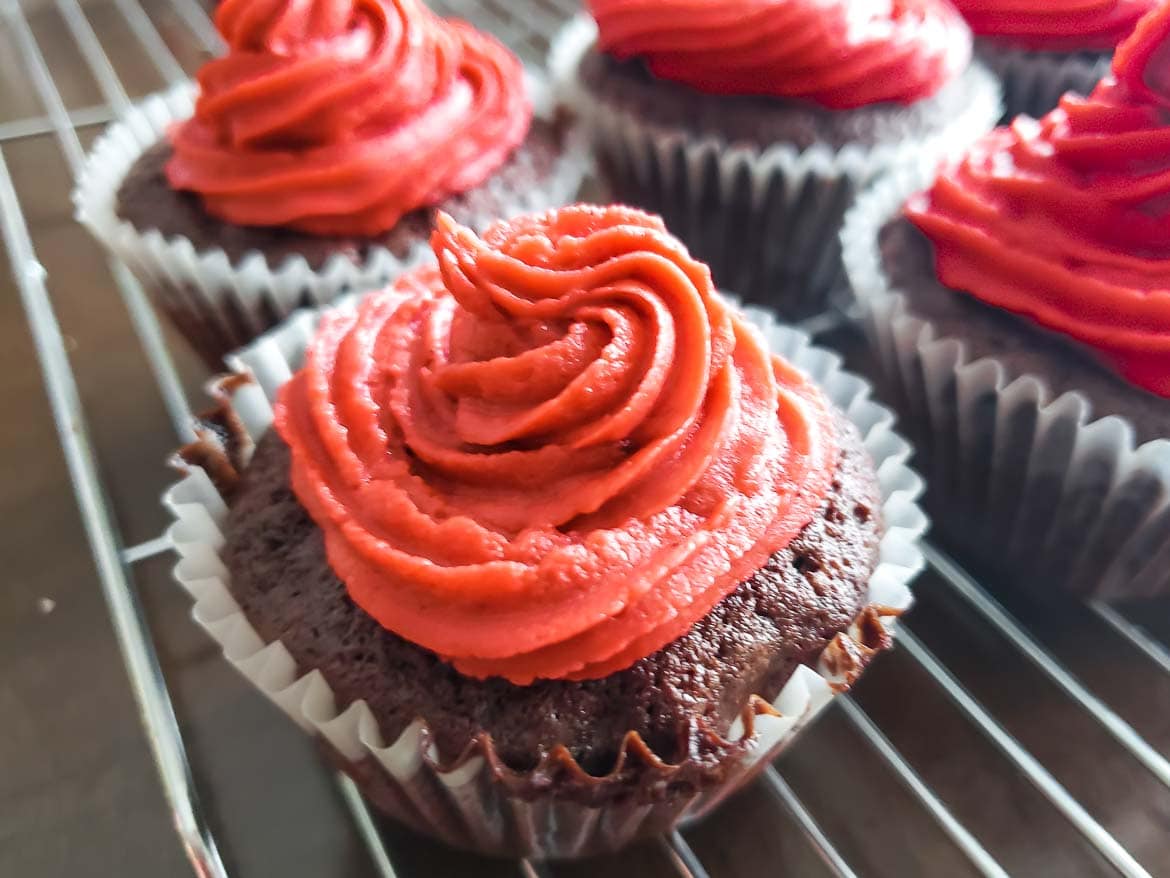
[842, 6, 1170, 600]
[166, 205, 925, 858]
[549, 0, 1000, 320]
[74, 0, 586, 367]
[951, 0, 1155, 120]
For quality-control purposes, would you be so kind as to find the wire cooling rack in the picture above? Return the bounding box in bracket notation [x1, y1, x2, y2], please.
[4, 0, 1170, 876]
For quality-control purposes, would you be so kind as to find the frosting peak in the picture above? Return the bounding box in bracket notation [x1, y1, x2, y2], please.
[586, 0, 972, 109]
[275, 205, 839, 684]
[167, 0, 530, 236]
[951, 0, 1153, 51]
[907, 2, 1170, 397]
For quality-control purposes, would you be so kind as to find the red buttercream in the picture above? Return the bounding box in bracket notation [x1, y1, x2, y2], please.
[274, 205, 840, 684]
[951, 0, 1153, 51]
[166, 0, 530, 236]
[586, 0, 972, 109]
[907, 4, 1170, 398]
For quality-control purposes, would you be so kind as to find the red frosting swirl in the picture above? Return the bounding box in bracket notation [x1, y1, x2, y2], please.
[274, 205, 839, 684]
[907, 4, 1170, 397]
[951, 0, 1153, 51]
[166, 0, 530, 236]
[586, 0, 972, 109]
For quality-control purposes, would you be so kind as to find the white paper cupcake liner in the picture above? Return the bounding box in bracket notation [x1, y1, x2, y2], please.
[548, 14, 1002, 320]
[842, 165, 1170, 601]
[975, 40, 1112, 122]
[73, 78, 590, 366]
[162, 292, 926, 859]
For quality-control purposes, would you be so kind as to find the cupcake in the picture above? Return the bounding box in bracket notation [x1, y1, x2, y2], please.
[548, 0, 1001, 320]
[951, 0, 1155, 120]
[166, 205, 924, 858]
[842, 5, 1170, 600]
[74, 0, 586, 367]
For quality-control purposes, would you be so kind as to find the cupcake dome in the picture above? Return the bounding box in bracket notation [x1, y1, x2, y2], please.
[274, 206, 841, 684]
[843, 1, 1170, 599]
[552, 0, 1000, 319]
[170, 204, 924, 857]
[75, 0, 586, 366]
[906, 7, 1170, 400]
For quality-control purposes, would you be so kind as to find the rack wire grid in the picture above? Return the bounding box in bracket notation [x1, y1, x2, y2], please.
[3, 0, 1170, 876]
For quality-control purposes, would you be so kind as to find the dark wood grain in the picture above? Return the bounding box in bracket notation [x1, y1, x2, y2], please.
[2, 1, 1169, 877]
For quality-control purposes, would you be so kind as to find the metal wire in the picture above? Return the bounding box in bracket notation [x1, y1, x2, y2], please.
[0, 144, 229, 878]
[0, 104, 114, 141]
[165, 0, 223, 53]
[6, 0, 195, 439]
[926, 545, 1170, 790]
[110, 0, 188, 84]
[836, 697, 1010, 878]
[761, 767, 859, 878]
[56, 0, 133, 107]
[3, 0, 86, 170]
[335, 774, 400, 878]
[1091, 601, 1170, 676]
[898, 629, 1152, 878]
[661, 832, 713, 878]
[121, 533, 173, 565]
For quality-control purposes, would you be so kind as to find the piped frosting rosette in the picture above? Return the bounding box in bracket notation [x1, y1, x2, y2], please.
[168, 0, 531, 235]
[588, 0, 971, 107]
[951, 0, 1153, 50]
[275, 205, 839, 684]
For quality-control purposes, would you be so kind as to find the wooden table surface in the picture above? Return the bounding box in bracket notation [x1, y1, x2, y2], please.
[2, 1, 1169, 876]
